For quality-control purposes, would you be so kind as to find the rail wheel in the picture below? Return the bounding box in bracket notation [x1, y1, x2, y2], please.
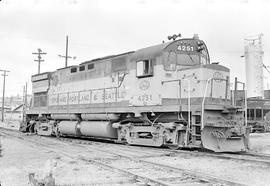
[167, 144, 181, 150]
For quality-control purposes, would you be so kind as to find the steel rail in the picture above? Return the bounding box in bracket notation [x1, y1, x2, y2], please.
[55, 132, 270, 166]
[2, 128, 270, 166]
[33, 134, 248, 186]
[0, 130, 187, 186]
[0, 128, 247, 186]
[60, 138, 247, 186]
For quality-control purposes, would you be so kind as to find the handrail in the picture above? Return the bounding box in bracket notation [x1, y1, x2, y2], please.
[161, 79, 182, 111]
[182, 79, 191, 146]
[162, 78, 191, 145]
[201, 78, 212, 130]
[201, 77, 230, 130]
[233, 79, 247, 126]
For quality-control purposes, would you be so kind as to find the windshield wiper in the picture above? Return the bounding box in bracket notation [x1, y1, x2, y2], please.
[187, 53, 196, 64]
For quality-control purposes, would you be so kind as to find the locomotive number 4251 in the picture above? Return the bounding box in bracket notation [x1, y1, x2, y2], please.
[138, 94, 153, 103]
[177, 45, 194, 52]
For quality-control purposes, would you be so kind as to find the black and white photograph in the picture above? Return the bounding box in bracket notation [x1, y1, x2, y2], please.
[1, 0, 270, 185]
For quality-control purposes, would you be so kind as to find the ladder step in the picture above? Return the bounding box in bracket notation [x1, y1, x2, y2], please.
[192, 134, 201, 137]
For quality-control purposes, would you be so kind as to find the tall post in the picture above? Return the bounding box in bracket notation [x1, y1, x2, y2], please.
[2, 72, 6, 122]
[22, 85, 25, 123]
[22, 82, 28, 123]
[58, 35, 76, 68]
[0, 70, 10, 122]
[65, 35, 69, 67]
[234, 77, 238, 106]
[38, 59, 41, 74]
[25, 83, 27, 110]
[32, 48, 47, 74]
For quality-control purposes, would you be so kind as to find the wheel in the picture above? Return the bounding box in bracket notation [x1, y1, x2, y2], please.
[167, 144, 181, 150]
[55, 128, 61, 139]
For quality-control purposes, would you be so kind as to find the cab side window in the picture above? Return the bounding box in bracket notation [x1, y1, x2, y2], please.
[136, 59, 153, 78]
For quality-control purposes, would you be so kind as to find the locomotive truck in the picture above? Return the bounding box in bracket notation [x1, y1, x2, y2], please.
[23, 34, 250, 152]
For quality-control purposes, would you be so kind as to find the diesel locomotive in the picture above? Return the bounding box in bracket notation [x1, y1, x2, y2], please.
[24, 34, 250, 152]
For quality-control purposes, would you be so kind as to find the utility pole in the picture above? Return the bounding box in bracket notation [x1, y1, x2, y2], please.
[25, 83, 27, 111]
[32, 48, 47, 74]
[22, 82, 27, 123]
[0, 69, 10, 122]
[58, 35, 76, 67]
[65, 35, 69, 67]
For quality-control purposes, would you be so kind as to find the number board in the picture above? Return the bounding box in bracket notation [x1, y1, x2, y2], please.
[177, 45, 195, 52]
[165, 39, 207, 55]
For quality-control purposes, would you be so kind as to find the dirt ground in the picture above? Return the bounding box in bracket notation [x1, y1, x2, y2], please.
[249, 132, 270, 154]
[1, 121, 270, 186]
[0, 135, 136, 186]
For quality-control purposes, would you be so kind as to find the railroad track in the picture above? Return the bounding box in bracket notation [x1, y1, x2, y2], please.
[52, 132, 270, 166]
[0, 128, 250, 186]
[168, 149, 270, 166]
[2, 128, 270, 165]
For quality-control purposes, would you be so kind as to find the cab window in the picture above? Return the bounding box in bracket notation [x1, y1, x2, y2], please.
[136, 60, 153, 78]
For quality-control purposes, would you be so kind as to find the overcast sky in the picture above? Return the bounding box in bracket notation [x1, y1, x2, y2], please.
[0, 0, 270, 96]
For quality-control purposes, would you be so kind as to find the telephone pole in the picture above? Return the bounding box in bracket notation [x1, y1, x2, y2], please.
[0, 69, 10, 122]
[65, 35, 69, 67]
[23, 82, 28, 123]
[58, 35, 76, 67]
[32, 48, 47, 74]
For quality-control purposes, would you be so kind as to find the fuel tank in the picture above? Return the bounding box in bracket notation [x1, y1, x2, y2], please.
[58, 121, 79, 136]
[58, 121, 117, 139]
[80, 121, 117, 138]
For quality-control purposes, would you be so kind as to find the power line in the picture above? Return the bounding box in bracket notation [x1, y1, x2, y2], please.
[0, 69, 10, 122]
[32, 48, 47, 74]
[263, 64, 270, 74]
[23, 82, 28, 123]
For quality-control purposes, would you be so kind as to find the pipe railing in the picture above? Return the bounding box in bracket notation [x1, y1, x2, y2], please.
[233, 80, 248, 126]
[161, 79, 191, 145]
[201, 78, 212, 130]
[182, 79, 191, 146]
[201, 77, 229, 130]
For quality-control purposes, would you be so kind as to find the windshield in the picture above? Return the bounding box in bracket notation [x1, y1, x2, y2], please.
[164, 52, 206, 70]
[163, 39, 210, 71]
[200, 53, 208, 65]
